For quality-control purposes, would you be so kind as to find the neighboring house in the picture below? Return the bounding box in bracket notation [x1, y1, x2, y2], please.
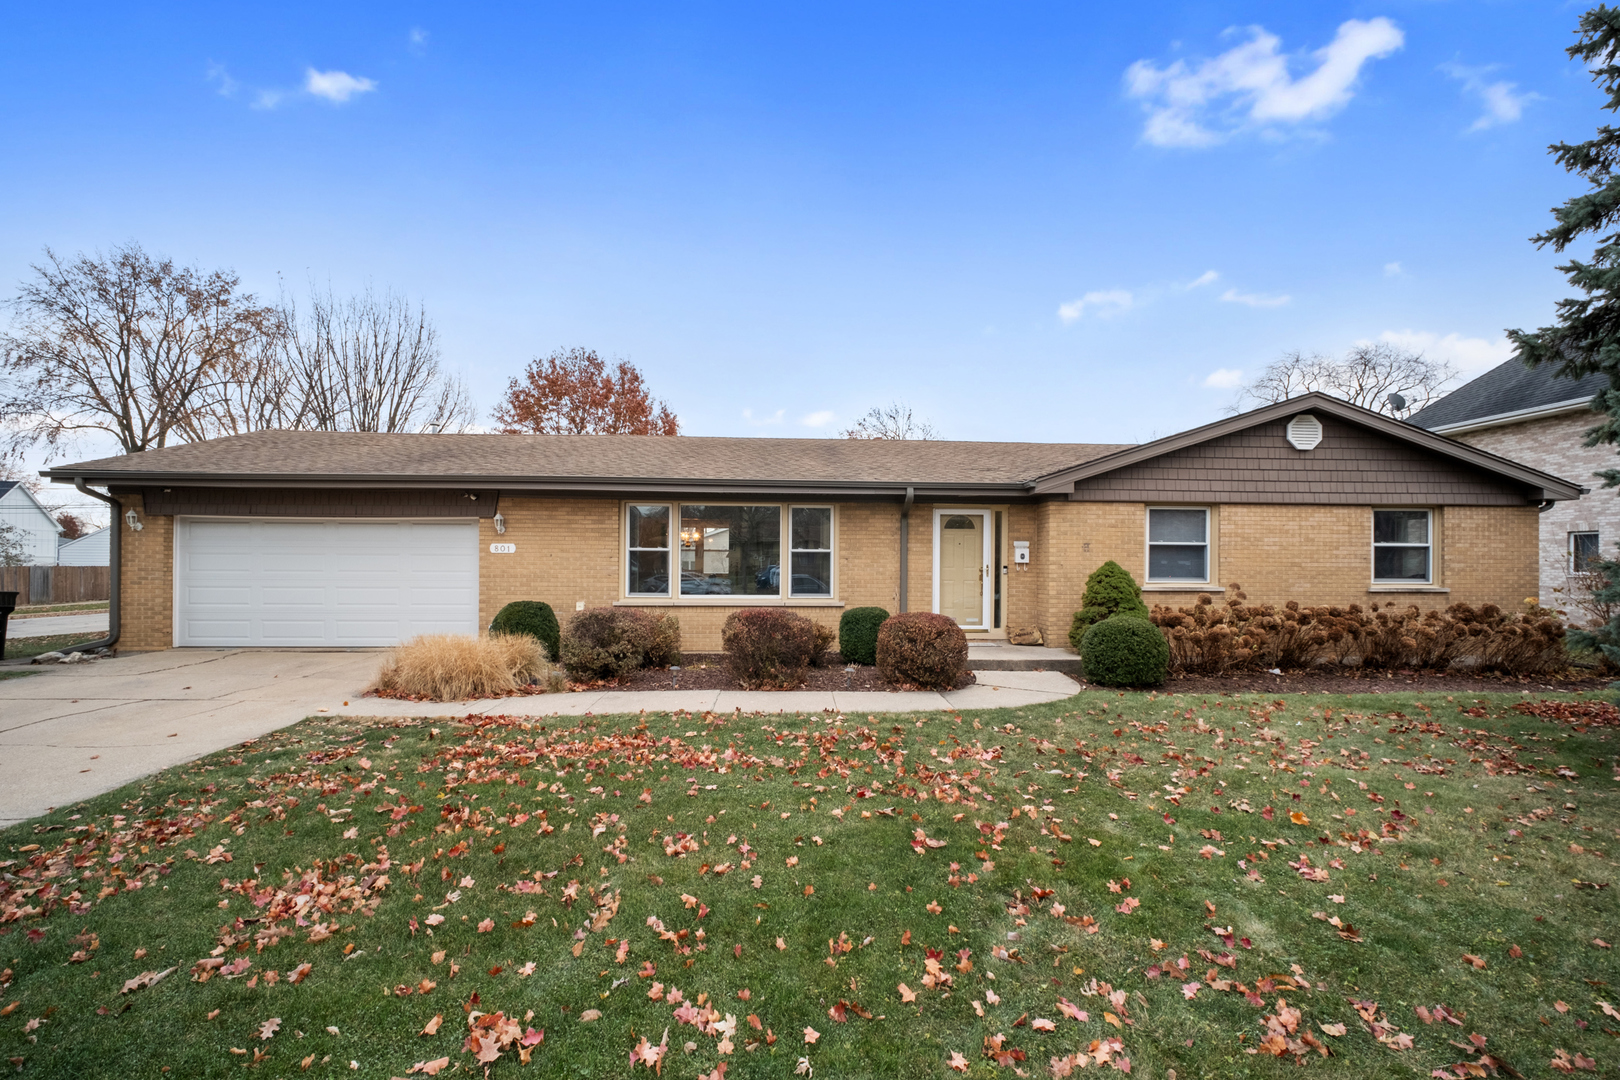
[0, 480, 62, 566]
[43, 392, 1582, 652]
[1408, 359, 1612, 614]
[57, 526, 110, 567]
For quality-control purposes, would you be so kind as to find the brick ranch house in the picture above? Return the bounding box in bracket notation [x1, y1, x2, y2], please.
[1408, 358, 1615, 613]
[43, 392, 1584, 654]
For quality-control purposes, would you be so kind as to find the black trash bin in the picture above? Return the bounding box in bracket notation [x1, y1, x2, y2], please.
[0, 590, 16, 661]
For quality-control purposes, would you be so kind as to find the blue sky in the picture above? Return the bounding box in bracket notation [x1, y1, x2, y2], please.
[0, 1, 1604, 480]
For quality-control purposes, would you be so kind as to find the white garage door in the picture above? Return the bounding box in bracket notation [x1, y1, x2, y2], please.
[174, 518, 480, 647]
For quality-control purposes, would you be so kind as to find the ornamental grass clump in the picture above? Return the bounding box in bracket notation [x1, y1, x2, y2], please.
[1069, 561, 1150, 650]
[369, 633, 556, 701]
[1080, 615, 1169, 687]
[721, 609, 824, 689]
[875, 612, 969, 690]
[838, 606, 890, 666]
[489, 600, 561, 661]
[560, 608, 681, 680]
[1148, 586, 1567, 676]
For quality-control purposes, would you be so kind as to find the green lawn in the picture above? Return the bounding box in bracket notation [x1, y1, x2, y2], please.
[1, 692, 1616, 1078]
[1, 632, 105, 661]
[10, 602, 109, 616]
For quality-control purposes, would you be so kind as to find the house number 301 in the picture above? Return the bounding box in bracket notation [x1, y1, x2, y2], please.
[489, 543, 517, 554]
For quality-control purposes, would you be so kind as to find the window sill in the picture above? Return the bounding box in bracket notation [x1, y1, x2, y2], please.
[615, 597, 846, 608]
[1367, 585, 1450, 593]
[1142, 584, 1224, 593]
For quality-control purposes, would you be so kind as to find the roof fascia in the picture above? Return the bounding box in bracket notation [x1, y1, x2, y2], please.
[1425, 398, 1594, 435]
[1027, 392, 1586, 501]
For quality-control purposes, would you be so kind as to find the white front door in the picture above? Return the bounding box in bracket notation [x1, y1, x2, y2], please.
[174, 518, 480, 647]
[933, 510, 991, 628]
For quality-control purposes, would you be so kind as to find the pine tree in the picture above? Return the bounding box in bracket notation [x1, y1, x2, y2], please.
[1509, 6, 1620, 488]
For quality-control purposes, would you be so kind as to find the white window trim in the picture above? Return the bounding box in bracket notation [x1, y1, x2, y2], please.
[1145, 506, 1211, 585]
[1571, 530, 1601, 573]
[621, 501, 837, 603]
[1371, 508, 1433, 586]
[931, 508, 993, 629]
[788, 505, 835, 599]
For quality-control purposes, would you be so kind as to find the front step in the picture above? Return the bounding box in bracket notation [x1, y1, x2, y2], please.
[966, 644, 1083, 676]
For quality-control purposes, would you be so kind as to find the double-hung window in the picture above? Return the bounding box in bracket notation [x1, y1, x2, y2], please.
[1147, 507, 1209, 582]
[1372, 509, 1431, 583]
[1571, 531, 1601, 573]
[626, 503, 833, 598]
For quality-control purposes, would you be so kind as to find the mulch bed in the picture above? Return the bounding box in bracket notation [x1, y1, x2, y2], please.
[1159, 666, 1612, 695]
[610, 653, 975, 693]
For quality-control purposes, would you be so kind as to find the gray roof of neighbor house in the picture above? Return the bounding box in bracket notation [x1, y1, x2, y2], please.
[40, 393, 1588, 503]
[40, 430, 1130, 495]
[1407, 358, 1606, 432]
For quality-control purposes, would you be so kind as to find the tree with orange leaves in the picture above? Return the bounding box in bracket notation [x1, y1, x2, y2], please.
[492, 348, 678, 435]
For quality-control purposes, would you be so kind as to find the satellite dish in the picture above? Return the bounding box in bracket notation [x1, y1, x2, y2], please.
[1386, 392, 1407, 412]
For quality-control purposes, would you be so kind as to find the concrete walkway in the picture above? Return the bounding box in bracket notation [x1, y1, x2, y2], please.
[5, 612, 111, 638]
[0, 650, 1082, 826]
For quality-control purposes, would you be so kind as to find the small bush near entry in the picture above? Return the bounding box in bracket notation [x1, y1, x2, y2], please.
[561, 608, 681, 680]
[1069, 560, 1150, 651]
[876, 612, 969, 690]
[839, 606, 890, 665]
[489, 601, 561, 661]
[810, 621, 836, 665]
[369, 633, 558, 701]
[722, 609, 822, 689]
[1081, 615, 1169, 687]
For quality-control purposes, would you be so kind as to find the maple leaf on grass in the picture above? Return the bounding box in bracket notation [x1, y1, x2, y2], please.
[948, 1050, 969, 1072]
[803, 1026, 820, 1044]
[119, 967, 176, 994]
[408, 1055, 451, 1075]
[420, 1014, 442, 1036]
[898, 983, 917, 1003]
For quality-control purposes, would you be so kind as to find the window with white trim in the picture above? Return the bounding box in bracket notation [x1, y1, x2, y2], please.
[625, 503, 833, 598]
[1147, 507, 1209, 582]
[1373, 509, 1431, 583]
[1571, 531, 1601, 573]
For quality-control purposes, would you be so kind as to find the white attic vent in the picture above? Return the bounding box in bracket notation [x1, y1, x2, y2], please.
[1286, 413, 1323, 451]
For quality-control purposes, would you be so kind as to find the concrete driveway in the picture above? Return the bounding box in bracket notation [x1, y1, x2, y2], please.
[0, 649, 381, 826]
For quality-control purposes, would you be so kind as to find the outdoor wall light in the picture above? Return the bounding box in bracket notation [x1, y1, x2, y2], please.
[493, 511, 506, 535]
[124, 508, 143, 532]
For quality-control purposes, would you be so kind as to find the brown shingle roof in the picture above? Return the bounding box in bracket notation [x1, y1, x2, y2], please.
[44, 431, 1129, 490]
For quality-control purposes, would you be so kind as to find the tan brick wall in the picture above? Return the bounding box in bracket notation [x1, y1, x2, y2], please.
[1026, 501, 1540, 646]
[1453, 411, 1620, 608]
[116, 494, 174, 651]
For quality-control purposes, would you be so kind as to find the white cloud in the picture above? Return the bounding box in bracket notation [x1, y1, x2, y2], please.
[410, 27, 430, 49]
[1187, 270, 1219, 289]
[1441, 62, 1539, 132]
[305, 68, 378, 103]
[742, 408, 785, 427]
[1203, 368, 1244, 389]
[1125, 18, 1404, 147]
[1384, 261, 1403, 277]
[800, 410, 835, 428]
[1373, 329, 1514, 375]
[1058, 289, 1134, 323]
[1219, 287, 1290, 308]
[206, 62, 238, 97]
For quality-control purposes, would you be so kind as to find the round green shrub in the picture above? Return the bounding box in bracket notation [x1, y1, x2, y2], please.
[1080, 615, 1169, 688]
[1069, 560, 1149, 651]
[839, 606, 890, 665]
[490, 601, 561, 661]
[875, 612, 969, 690]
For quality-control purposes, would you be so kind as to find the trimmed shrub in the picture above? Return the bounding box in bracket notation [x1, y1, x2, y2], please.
[369, 633, 557, 701]
[489, 601, 561, 661]
[810, 621, 836, 666]
[561, 607, 680, 680]
[722, 609, 821, 689]
[876, 612, 969, 690]
[1069, 561, 1149, 650]
[839, 606, 889, 665]
[1080, 615, 1169, 688]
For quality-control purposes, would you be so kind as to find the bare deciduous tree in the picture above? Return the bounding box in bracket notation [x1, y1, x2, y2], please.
[841, 402, 938, 440]
[271, 287, 475, 434]
[1231, 343, 1457, 416]
[1, 243, 277, 454]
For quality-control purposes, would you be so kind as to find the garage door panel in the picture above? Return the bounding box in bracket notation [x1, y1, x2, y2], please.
[176, 519, 479, 647]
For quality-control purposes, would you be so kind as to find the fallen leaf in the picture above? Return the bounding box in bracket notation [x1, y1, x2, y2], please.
[898, 984, 917, 1003]
[804, 1026, 820, 1044]
[580, 1009, 602, 1022]
[1318, 1022, 1346, 1037]
[120, 967, 176, 994]
[948, 1050, 969, 1071]
[420, 1015, 442, 1036]
[408, 1057, 450, 1076]
[259, 1018, 281, 1041]
[1290, 811, 1310, 826]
